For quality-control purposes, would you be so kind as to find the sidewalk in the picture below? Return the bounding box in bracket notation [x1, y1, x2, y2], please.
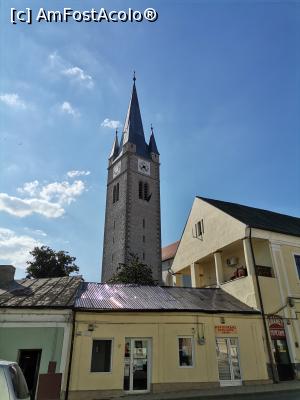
[119, 381, 300, 400]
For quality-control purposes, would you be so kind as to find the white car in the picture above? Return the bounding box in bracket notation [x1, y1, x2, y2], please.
[0, 361, 30, 400]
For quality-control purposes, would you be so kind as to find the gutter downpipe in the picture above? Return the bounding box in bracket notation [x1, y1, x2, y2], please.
[248, 226, 278, 383]
[65, 309, 76, 400]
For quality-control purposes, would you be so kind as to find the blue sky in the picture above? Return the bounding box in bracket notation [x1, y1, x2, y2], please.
[0, 0, 299, 281]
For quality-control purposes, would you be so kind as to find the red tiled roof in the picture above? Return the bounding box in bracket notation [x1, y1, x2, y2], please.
[161, 241, 180, 262]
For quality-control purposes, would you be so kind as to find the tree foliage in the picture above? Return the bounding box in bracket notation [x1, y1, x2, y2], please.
[26, 246, 79, 278]
[108, 252, 156, 285]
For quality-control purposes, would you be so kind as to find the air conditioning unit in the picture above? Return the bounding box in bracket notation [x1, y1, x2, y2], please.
[226, 257, 238, 266]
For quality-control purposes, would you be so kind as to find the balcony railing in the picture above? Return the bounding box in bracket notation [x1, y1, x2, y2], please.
[256, 265, 273, 278]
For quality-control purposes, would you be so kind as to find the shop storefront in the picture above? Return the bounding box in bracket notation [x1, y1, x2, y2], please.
[215, 325, 242, 386]
[268, 316, 294, 381]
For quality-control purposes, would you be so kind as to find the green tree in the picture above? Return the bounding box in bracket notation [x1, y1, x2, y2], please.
[26, 246, 79, 278]
[108, 252, 156, 285]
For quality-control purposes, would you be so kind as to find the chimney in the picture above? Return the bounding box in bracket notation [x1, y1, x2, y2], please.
[0, 265, 16, 287]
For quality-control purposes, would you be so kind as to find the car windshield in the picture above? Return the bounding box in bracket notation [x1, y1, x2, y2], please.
[9, 364, 29, 399]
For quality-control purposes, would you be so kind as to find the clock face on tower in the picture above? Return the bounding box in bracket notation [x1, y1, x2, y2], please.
[113, 161, 121, 178]
[138, 159, 150, 176]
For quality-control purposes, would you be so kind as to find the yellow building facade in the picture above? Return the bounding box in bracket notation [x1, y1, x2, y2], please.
[172, 196, 300, 381]
[68, 285, 270, 399]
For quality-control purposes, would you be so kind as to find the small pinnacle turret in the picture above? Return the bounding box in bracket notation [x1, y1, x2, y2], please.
[109, 129, 119, 159]
[148, 124, 159, 155]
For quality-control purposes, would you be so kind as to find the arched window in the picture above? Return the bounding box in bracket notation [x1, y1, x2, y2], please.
[139, 181, 143, 199]
[144, 182, 149, 200]
[139, 181, 150, 201]
[113, 183, 119, 203]
[116, 183, 119, 202]
[113, 186, 116, 203]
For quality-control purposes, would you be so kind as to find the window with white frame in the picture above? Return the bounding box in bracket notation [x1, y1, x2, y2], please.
[194, 219, 204, 238]
[178, 336, 194, 367]
[91, 339, 112, 372]
[294, 255, 300, 279]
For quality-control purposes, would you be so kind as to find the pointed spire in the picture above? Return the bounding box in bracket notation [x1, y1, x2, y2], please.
[109, 129, 119, 159]
[148, 124, 159, 155]
[120, 73, 149, 158]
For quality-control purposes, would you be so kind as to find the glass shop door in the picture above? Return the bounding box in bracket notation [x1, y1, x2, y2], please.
[216, 337, 242, 386]
[124, 338, 151, 393]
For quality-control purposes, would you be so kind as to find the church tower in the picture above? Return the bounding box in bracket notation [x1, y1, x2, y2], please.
[101, 75, 162, 283]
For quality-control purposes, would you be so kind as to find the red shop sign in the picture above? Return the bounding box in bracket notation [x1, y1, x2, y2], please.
[268, 316, 286, 340]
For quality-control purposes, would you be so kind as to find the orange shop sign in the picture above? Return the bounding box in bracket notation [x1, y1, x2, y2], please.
[215, 325, 237, 335]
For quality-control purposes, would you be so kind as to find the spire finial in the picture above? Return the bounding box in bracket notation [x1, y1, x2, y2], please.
[133, 70, 136, 83]
[150, 123, 154, 134]
[115, 128, 118, 136]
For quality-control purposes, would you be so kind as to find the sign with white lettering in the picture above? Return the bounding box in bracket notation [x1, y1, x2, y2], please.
[215, 325, 237, 335]
[268, 316, 286, 340]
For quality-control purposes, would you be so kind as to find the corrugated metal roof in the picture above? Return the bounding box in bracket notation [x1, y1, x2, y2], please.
[75, 283, 258, 314]
[0, 276, 82, 308]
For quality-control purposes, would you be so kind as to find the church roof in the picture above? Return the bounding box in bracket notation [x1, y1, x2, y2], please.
[199, 197, 300, 237]
[75, 283, 259, 314]
[120, 79, 150, 158]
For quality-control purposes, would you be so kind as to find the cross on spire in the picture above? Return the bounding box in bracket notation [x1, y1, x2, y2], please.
[133, 70, 136, 83]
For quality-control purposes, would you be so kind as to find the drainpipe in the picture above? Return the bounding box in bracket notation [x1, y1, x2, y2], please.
[248, 227, 278, 383]
[65, 310, 76, 400]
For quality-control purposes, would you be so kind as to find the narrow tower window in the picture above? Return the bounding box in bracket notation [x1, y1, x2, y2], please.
[139, 181, 143, 199]
[139, 181, 150, 201]
[113, 183, 119, 203]
[116, 183, 119, 202]
[144, 182, 149, 200]
[142, 219, 145, 228]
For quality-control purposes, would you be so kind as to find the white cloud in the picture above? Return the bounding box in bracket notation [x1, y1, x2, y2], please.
[0, 93, 27, 109]
[60, 101, 80, 117]
[62, 67, 94, 89]
[67, 170, 91, 178]
[101, 118, 122, 129]
[48, 52, 94, 89]
[17, 180, 39, 196]
[1, 177, 86, 219]
[24, 228, 47, 237]
[39, 180, 85, 205]
[0, 193, 65, 218]
[0, 228, 42, 269]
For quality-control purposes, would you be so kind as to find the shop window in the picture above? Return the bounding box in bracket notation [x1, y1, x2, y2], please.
[91, 340, 112, 372]
[294, 255, 300, 279]
[178, 337, 194, 367]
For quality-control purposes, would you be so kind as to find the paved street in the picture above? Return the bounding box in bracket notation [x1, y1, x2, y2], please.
[123, 382, 300, 400]
[184, 390, 300, 400]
